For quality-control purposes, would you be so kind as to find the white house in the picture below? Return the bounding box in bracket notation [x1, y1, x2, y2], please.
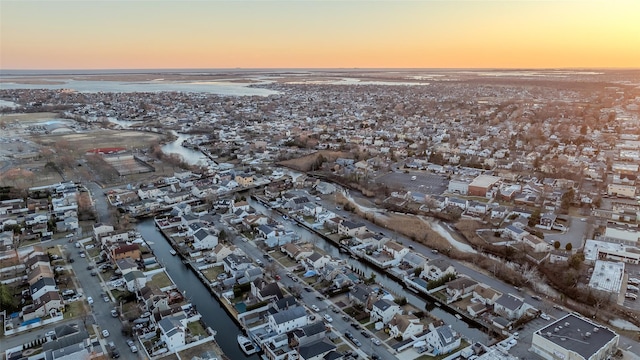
[158, 316, 186, 352]
[338, 220, 368, 237]
[370, 299, 400, 324]
[425, 324, 461, 355]
[389, 313, 424, 340]
[192, 228, 218, 250]
[268, 305, 309, 334]
[422, 259, 456, 281]
[493, 294, 526, 320]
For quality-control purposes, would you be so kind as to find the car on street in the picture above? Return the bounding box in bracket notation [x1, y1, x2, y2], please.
[371, 338, 381, 346]
[87, 296, 93, 305]
[350, 322, 362, 330]
[352, 338, 362, 347]
[323, 314, 333, 322]
[360, 330, 371, 338]
[304, 287, 313, 292]
[531, 295, 541, 301]
[311, 304, 320, 312]
[80, 253, 86, 258]
[345, 331, 353, 339]
[540, 313, 551, 321]
[371, 354, 381, 360]
[130, 345, 138, 353]
[103, 294, 110, 302]
[102, 329, 110, 337]
[508, 339, 518, 347]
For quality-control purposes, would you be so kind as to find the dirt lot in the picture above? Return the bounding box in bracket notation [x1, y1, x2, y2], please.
[278, 150, 350, 172]
[33, 130, 162, 153]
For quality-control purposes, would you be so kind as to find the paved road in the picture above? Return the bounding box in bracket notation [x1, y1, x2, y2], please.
[544, 216, 589, 250]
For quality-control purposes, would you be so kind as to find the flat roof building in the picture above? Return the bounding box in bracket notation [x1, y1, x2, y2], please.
[468, 175, 501, 197]
[588, 260, 625, 294]
[531, 313, 618, 360]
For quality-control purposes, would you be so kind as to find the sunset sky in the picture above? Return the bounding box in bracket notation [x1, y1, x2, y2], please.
[1, 0, 639, 70]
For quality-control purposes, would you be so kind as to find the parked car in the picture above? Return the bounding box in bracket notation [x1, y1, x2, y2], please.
[87, 296, 94, 305]
[371, 338, 381, 346]
[311, 304, 320, 312]
[323, 314, 333, 322]
[111, 309, 118, 317]
[540, 313, 551, 321]
[102, 329, 110, 337]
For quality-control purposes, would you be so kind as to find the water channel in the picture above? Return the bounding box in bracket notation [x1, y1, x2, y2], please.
[136, 219, 259, 360]
[245, 197, 489, 344]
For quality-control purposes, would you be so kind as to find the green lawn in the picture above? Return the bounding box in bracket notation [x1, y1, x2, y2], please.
[64, 301, 85, 319]
[187, 321, 208, 337]
[201, 266, 224, 282]
[149, 272, 172, 288]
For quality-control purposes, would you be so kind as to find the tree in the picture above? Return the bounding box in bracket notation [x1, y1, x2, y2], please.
[553, 241, 561, 250]
[528, 209, 541, 228]
[565, 243, 573, 251]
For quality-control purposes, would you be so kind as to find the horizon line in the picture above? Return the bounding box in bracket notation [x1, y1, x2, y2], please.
[2, 66, 640, 74]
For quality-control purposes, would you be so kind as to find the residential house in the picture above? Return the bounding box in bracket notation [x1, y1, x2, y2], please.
[303, 252, 331, 270]
[337, 220, 368, 237]
[235, 173, 254, 187]
[389, 313, 424, 341]
[281, 243, 314, 261]
[211, 244, 235, 262]
[284, 196, 310, 211]
[538, 213, 557, 230]
[251, 278, 284, 302]
[445, 277, 478, 301]
[298, 338, 336, 360]
[268, 305, 309, 334]
[139, 285, 169, 312]
[425, 324, 461, 356]
[370, 299, 400, 324]
[116, 257, 139, 275]
[30, 277, 58, 300]
[447, 197, 468, 210]
[493, 294, 526, 320]
[111, 244, 141, 261]
[382, 241, 410, 261]
[349, 284, 376, 308]
[491, 206, 508, 219]
[158, 315, 187, 352]
[522, 234, 552, 252]
[422, 259, 456, 281]
[23, 291, 64, 321]
[92, 223, 115, 239]
[123, 270, 147, 292]
[192, 228, 218, 250]
[504, 225, 529, 241]
[25, 254, 51, 271]
[28, 265, 54, 286]
[223, 253, 253, 277]
[473, 284, 502, 305]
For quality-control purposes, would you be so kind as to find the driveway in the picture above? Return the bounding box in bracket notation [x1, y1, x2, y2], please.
[544, 216, 588, 250]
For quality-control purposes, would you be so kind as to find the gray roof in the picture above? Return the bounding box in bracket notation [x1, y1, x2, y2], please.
[30, 277, 56, 293]
[298, 338, 336, 359]
[342, 220, 365, 229]
[299, 322, 327, 337]
[373, 298, 397, 312]
[271, 305, 307, 325]
[506, 225, 525, 234]
[495, 294, 523, 311]
[436, 325, 457, 346]
[350, 284, 373, 303]
[536, 314, 618, 359]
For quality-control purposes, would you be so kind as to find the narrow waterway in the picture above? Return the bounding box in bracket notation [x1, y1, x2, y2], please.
[136, 219, 259, 360]
[246, 197, 489, 344]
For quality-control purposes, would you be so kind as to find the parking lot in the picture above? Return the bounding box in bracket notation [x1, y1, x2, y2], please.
[375, 170, 448, 195]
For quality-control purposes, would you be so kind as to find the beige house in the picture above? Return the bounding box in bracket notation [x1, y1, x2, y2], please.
[389, 313, 424, 340]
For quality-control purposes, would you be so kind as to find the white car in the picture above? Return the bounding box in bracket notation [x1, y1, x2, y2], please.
[87, 296, 94, 305]
[102, 329, 110, 337]
[130, 345, 138, 353]
[311, 305, 320, 312]
[371, 338, 381, 346]
[508, 339, 517, 347]
[323, 314, 333, 322]
[540, 313, 551, 321]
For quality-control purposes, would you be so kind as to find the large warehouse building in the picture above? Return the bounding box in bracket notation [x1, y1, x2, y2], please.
[467, 175, 501, 197]
[531, 313, 619, 360]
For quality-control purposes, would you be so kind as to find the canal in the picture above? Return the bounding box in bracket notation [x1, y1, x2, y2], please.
[246, 197, 489, 344]
[136, 219, 259, 360]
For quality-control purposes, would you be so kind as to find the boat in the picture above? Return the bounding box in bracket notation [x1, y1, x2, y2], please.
[237, 334, 258, 355]
[169, 249, 177, 256]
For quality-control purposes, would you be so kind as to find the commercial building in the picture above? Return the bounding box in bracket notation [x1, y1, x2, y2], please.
[468, 175, 501, 197]
[531, 314, 618, 360]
